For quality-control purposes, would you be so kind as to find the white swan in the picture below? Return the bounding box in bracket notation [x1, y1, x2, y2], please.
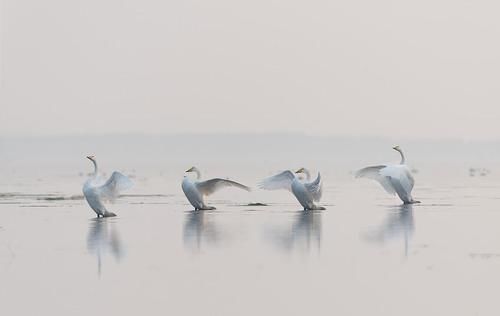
[82, 156, 133, 217]
[356, 146, 419, 204]
[181, 167, 251, 210]
[259, 168, 324, 210]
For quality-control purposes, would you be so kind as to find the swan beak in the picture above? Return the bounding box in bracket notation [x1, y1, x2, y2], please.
[295, 168, 305, 174]
[185, 167, 194, 172]
[392, 145, 400, 150]
[86, 155, 95, 161]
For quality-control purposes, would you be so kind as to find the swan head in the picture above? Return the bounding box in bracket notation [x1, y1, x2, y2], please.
[295, 167, 310, 180]
[185, 166, 201, 179]
[392, 145, 406, 164]
[392, 145, 402, 152]
[86, 155, 96, 162]
[185, 166, 197, 173]
[295, 167, 306, 174]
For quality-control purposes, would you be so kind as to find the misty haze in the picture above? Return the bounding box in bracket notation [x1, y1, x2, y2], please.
[2, 1, 500, 315]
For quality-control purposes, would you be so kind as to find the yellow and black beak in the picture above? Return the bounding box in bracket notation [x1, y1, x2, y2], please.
[185, 167, 194, 172]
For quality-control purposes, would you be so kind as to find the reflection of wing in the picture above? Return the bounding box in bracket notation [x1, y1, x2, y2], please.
[87, 219, 125, 277]
[356, 165, 395, 194]
[196, 178, 250, 196]
[98, 172, 133, 201]
[266, 211, 322, 253]
[183, 211, 220, 251]
[304, 172, 322, 202]
[259, 170, 295, 191]
[363, 205, 414, 254]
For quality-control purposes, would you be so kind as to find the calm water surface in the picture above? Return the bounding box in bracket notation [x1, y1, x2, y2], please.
[1, 164, 500, 315]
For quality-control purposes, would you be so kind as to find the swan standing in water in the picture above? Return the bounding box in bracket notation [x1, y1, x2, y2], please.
[356, 146, 419, 204]
[259, 168, 324, 210]
[181, 167, 251, 210]
[83, 156, 133, 217]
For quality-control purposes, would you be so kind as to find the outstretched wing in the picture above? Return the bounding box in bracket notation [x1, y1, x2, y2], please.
[304, 172, 323, 202]
[355, 165, 387, 179]
[98, 171, 133, 202]
[258, 170, 296, 191]
[196, 178, 251, 196]
[355, 165, 396, 194]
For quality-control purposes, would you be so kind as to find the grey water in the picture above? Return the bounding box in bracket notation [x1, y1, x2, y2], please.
[1, 135, 500, 315]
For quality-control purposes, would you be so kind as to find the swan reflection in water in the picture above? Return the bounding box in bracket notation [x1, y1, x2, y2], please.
[87, 218, 124, 276]
[266, 210, 322, 253]
[363, 204, 415, 257]
[183, 210, 220, 251]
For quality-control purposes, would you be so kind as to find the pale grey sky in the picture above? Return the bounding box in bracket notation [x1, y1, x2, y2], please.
[1, 0, 499, 139]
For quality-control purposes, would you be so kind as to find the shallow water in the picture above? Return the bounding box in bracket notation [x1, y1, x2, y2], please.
[1, 164, 500, 315]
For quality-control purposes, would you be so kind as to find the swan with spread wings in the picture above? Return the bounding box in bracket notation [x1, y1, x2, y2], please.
[83, 155, 133, 217]
[355, 146, 419, 204]
[182, 167, 251, 210]
[259, 168, 324, 210]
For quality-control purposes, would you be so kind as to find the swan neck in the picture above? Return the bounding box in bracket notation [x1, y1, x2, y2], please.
[194, 169, 201, 180]
[91, 160, 98, 176]
[398, 150, 406, 164]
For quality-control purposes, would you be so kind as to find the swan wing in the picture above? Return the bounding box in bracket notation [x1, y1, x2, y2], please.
[304, 172, 323, 202]
[258, 170, 296, 191]
[196, 178, 251, 196]
[97, 171, 133, 202]
[356, 165, 396, 194]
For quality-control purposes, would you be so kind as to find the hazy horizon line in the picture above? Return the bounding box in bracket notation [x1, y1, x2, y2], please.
[1, 132, 499, 143]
